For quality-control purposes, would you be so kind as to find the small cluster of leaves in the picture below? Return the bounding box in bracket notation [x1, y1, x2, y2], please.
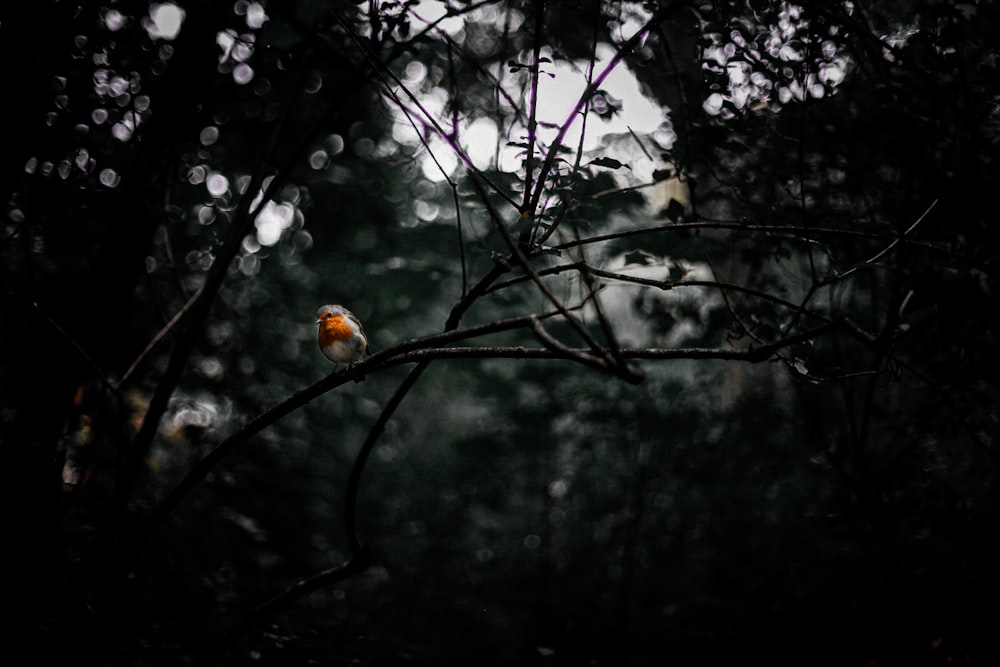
[507, 56, 554, 77]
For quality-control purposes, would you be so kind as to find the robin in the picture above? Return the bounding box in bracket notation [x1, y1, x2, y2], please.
[316, 304, 368, 370]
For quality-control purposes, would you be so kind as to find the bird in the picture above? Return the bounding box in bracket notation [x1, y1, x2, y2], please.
[316, 304, 368, 371]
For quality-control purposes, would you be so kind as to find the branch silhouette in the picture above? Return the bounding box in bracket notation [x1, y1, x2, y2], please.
[553, 217, 960, 261]
[137, 311, 564, 547]
[196, 317, 847, 662]
[102, 72, 301, 589]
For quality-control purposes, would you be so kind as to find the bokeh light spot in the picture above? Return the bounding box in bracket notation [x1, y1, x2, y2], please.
[233, 63, 254, 85]
[99, 168, 121, 188]
[200, 126, 220, 146]
[206, 172, 229, 197]
[146, 3, 185, 41]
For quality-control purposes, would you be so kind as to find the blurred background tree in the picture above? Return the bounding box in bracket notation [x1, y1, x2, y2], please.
[1, 0, 997, 665]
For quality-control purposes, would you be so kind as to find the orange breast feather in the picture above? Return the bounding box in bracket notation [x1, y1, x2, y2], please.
[319, 316, 353, 346]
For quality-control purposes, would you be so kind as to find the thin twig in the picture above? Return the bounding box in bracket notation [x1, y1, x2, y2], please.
[553, 218, 953, 257]
[834, 199, 938, 282]
[118, 291, 197, 386]
[486, 260, 832, 325]
[21, 296, 119, 396]
[468, 170, 628, 375]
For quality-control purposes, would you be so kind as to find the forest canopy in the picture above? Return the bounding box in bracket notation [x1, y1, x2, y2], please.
[1, 1, 998, 665]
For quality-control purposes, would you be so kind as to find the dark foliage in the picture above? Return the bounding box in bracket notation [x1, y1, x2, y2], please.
[1, 1, 998, 665]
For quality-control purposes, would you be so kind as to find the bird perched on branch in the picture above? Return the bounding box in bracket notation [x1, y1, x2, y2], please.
[316, 304, 368, 370]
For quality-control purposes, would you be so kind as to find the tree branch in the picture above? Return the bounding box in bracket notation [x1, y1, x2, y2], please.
[136, 311, 564, 546]
[552, 218, 959, 261]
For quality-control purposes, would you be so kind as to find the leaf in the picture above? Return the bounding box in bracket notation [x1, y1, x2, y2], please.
[665, 198, 685, 222]
[623, 250, 656, 265]
[589, 157, 629, 170]
[789, 358, 820, 383]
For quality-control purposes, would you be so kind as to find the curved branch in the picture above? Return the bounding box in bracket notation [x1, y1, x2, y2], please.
[205, 555, 371, 664]
[486, 260, 834, 325]
[135, 311, 564, 547]
[143, 318, 846, 546]
[552, 218, 960, 260]
[343, 361, 431, 554]
[201, 316, 892, 659]
[474, 169, 644, 380]
[468, 172, 606, 350]
[831, 199, 938, 283]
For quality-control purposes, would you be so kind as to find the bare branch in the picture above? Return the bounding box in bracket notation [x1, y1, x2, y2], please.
[468, 170, 621, 365]
[553, 218, 959, 261]
[832, 199, 939, 282]
[207, 555, 371, 664]
[118, 291, 196, 386]
[530, 315, 612, 376]
[136, 311, 564, 545]
[486, 260, 833, 326]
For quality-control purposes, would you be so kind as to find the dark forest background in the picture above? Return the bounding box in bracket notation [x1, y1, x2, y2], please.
[1, 1, 998, 665]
